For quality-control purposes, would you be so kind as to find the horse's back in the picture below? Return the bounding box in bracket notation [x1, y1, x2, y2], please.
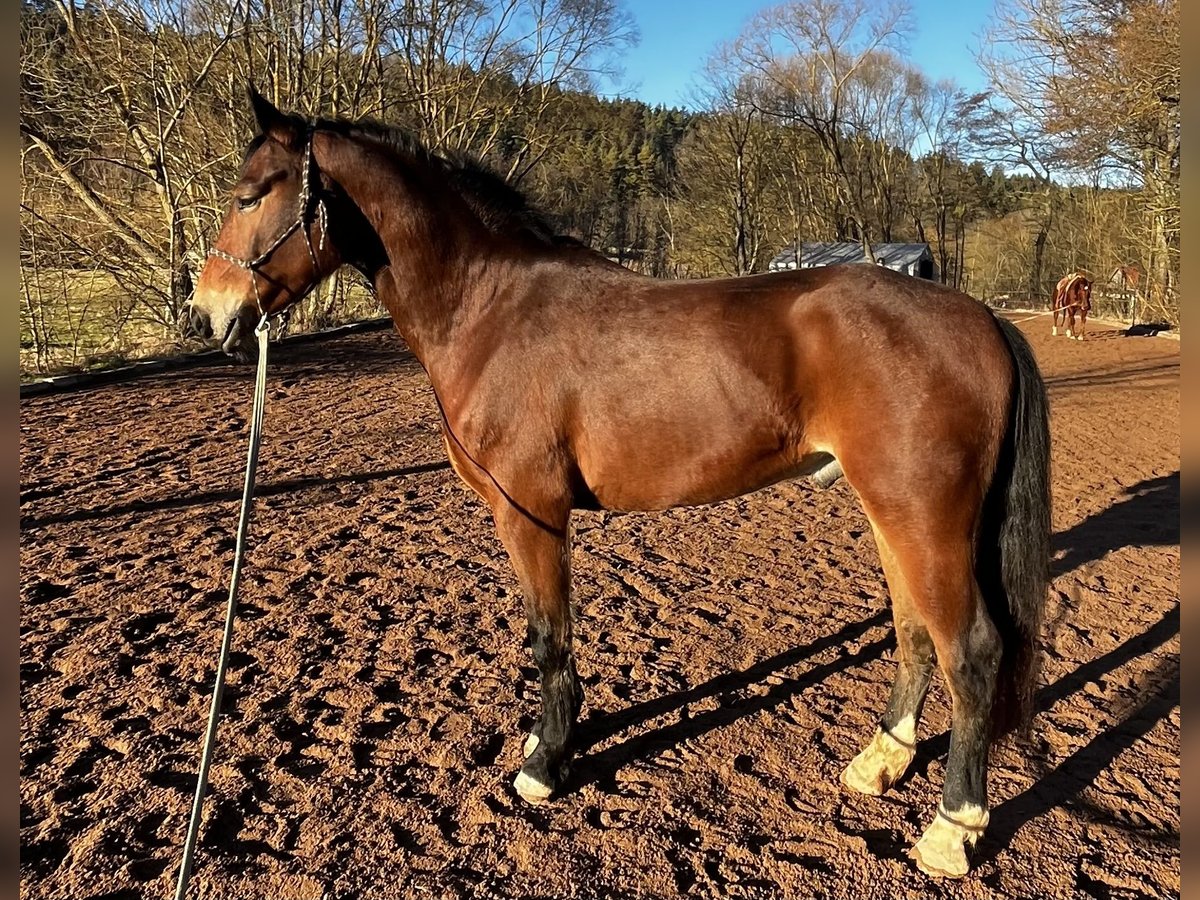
[545, 263, 1013, 513]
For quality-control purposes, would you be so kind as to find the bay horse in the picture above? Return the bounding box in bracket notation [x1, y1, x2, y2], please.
[186, 88, 1051, 879]
[1052, 272, 1092, 340]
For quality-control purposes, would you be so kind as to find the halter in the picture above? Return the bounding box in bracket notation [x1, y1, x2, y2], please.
[207, 124, 329, 318]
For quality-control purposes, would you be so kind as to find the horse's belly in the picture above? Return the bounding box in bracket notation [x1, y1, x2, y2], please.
[577, 432, 827, 512]
[566, 342, 823, 511]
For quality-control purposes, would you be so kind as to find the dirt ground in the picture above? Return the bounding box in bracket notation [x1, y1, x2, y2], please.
[20, 314, 1180, 900]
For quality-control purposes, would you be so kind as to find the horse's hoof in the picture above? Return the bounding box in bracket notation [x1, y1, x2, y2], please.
[523, 733, 540, 759]
[911, 841, 969, 878]
[840, 727, 915, 796]
[841, 758, 887, 796]
[910, 805, 987, 878]
[1052, 326, 1058, 336]
[911, 829, 969, 878]
[513, 769, 554, 804]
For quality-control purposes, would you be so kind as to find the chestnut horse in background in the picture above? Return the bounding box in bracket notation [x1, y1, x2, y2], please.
[1052, 272, 1093, 340]
[185, 89, 1051, 879]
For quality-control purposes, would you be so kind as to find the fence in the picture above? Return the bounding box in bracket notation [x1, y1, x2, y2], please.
[977, 286, 1142, 324]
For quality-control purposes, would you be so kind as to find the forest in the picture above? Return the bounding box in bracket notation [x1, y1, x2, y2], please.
[19, 0, 1180, 374]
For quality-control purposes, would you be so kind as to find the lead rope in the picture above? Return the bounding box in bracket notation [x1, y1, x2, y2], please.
[1006, 304, 1088, 326]
[174, 314, 271, 900]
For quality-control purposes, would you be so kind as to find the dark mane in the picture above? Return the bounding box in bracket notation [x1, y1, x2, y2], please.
[316, 116, 574, 247]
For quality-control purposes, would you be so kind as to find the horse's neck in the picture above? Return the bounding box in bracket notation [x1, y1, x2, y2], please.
[318, 132, 496, 370]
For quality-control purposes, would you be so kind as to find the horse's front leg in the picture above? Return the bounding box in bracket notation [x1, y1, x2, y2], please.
[493, 500, 581, 804]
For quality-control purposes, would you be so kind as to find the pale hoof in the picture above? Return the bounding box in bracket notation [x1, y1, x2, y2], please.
[522, 733, 540, 759]
[911, 805, 988, 878]
[1052, 326, 1058, 336]
[840, 727, 915, 796]
[513, 769, 553, 804]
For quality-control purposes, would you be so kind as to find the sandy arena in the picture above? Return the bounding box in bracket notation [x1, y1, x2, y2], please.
[20, 316, 1180, 899]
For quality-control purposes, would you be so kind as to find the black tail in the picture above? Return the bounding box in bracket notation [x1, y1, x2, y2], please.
[982, 315, 1052, 736]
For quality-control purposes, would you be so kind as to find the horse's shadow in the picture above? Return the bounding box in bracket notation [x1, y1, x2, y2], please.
[902, 602, 1176, 772]
[569, 599, 1178, 868]
[569, 609, 894, 792]
[1043, 360, 1179, 393]
[1053, 471, 1180, 579]
[982, 600, 1179, 863]
[980, 646, 1179, 865]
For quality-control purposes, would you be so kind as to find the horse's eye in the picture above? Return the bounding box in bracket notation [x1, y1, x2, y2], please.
[237, 196, 262, 212]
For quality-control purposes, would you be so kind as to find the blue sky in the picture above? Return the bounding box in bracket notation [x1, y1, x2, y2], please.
[609, 0, 995, 109]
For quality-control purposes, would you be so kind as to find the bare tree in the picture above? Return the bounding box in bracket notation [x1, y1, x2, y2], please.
[733, 0, 911, 261]
[911, 78, 973, 286]
[22, 0, 243, 330]
[386, 0, 637, 176]
[681, 44, 772, 275]
[19, 0, 640, 371]
[971, 0, 1179, 319]
[842, 50, 925, 242]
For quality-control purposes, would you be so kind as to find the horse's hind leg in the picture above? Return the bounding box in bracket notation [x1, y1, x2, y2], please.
[492, 500, 582, 804]
[841, 530, 934, 795]
[911, 583, 1000, 878]
[886, 537, 999, 878]
[850, 505, 1000, 877]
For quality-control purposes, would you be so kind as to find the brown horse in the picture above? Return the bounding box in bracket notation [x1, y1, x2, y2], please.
[1052, 272, 1092, 340]
[186, 89, 1051, 879]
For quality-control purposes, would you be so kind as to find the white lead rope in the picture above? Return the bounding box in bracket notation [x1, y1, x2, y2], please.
[1002, 303, 1089, 326]
[1004, 308, 1058, 325]
[174, 315, 271, 900]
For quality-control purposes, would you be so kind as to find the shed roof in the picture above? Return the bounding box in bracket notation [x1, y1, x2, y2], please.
[769, 242, 932, 270]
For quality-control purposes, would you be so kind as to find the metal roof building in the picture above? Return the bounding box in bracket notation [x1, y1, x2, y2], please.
[768, 242, 938, 280]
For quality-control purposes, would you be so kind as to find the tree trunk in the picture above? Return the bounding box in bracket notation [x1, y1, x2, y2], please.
[860, 227, 876, 264]
[954, 217, 966, 291]
[734, 146, 749, 275]
[1029, 191, 1054, 302]
[170, 208, 193, 332]
[1030, 225, 1047, 302]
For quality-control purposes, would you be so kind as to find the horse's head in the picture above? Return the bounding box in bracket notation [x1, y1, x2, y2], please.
[187, 87, 340, 361]
[1072, 275, 1093, 309]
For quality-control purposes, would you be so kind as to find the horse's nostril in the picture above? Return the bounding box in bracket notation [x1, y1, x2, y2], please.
[185, 306, 214, 341]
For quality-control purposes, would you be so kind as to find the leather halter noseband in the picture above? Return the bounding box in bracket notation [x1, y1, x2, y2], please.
[207, 126, 329, 318]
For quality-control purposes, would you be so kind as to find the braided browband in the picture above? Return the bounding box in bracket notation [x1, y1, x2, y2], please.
[207, 122, 329, 317]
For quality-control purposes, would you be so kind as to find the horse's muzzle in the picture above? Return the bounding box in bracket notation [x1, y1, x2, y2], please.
[219, 308, 261, 363]
[185, 302, 258, 362]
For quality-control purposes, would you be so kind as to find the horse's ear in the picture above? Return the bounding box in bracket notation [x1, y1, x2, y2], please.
[247, 83, 303, 149]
